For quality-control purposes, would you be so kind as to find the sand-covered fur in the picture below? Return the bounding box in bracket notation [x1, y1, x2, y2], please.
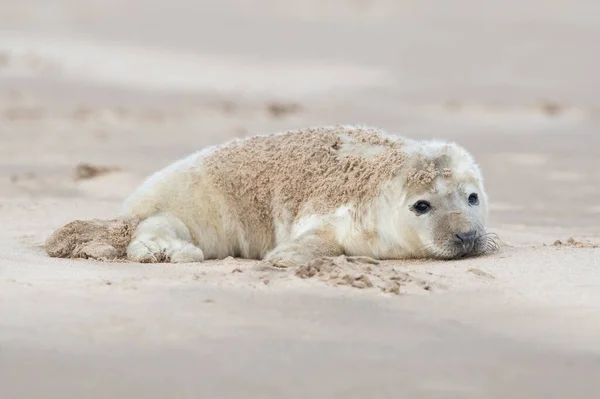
[205, 126, 406, 219]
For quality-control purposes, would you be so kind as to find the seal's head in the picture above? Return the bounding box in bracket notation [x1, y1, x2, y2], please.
[392, 140, 493, 259]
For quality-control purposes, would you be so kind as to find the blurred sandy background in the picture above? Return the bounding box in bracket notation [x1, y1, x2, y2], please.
[1, 1, 600, 398]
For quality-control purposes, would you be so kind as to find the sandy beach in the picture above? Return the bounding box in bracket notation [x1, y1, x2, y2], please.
[1, 1, 600, 397]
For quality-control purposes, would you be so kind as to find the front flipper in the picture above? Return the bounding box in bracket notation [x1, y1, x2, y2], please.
[263, 227, 343, 269]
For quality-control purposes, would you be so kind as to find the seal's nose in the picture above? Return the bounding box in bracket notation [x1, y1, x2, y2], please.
[454, 231, 477, 248]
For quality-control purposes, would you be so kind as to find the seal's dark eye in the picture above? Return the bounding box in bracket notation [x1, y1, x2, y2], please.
[468, 193, 479, 206]
[412, 200, 431, 215]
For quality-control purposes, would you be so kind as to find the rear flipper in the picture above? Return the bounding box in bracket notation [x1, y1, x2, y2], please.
[126, 214, 205, 263]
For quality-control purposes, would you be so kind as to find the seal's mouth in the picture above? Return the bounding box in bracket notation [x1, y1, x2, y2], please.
[456, 239, 482, 259]
[450, 242, 482, 260]
[453, 247, 479, 259]
[430, 233, 496, 260]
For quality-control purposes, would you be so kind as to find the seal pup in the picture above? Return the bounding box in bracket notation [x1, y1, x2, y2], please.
[120, 125, 492, 266]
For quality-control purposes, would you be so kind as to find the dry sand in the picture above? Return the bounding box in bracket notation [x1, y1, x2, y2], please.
[1, 1, 600, 398]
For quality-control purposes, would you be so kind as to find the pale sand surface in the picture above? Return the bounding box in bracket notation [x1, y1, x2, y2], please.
[1, 1, 600, 397]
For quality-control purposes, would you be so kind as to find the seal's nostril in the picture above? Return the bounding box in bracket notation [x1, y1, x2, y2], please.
[455, 231, 477, 243]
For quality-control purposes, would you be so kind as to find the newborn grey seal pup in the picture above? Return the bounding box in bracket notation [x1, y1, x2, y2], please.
[120, 125, 492, 267]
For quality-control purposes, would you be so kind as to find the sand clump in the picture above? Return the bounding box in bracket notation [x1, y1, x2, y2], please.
[74, 163, 121, 180]
[266, 102, 300, 118]
[405, 153, 455, 189]
[552, 238, 599, 248]
[467, 268, 495, 279]
[295, 255, 433, 294]
[45, 217, 139, 260]
[406, 161, 439, 186]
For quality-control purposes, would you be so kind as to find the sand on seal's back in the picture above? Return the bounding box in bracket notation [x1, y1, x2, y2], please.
[203, 125, 408, 235]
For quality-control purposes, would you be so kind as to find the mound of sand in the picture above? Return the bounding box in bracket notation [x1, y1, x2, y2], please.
[45, 217, 139, 261]
[295, 255, 434, 295]
[552, 238, 600, 248]
[74, 163, 121, 181]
